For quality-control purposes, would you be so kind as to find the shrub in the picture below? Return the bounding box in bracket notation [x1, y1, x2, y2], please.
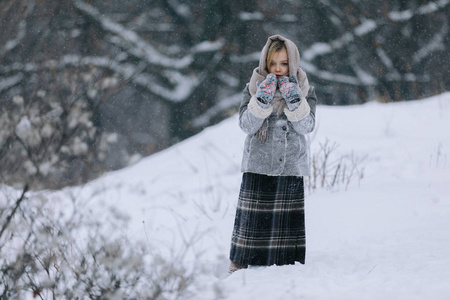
[0, 186, 198, 299]
[307, 139, 367, 192]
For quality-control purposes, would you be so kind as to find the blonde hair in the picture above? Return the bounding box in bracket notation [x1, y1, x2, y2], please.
[266, 39, 287, 72]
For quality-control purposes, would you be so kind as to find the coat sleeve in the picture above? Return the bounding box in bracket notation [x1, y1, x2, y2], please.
[238, 84, 273, 135]
[285, 85, 317, 135]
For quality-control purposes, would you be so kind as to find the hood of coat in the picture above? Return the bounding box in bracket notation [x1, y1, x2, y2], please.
[249, 34, 309, 98]
[258, 34, 301, 78]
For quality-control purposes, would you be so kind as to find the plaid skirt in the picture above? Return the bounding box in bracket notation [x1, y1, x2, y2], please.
[230, 172, 305, 266]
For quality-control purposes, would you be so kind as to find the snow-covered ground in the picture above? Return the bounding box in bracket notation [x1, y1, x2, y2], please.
[26, 92, 450, 299]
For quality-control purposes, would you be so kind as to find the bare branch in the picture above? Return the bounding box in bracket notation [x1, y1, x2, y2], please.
[0, 184, 29, 240]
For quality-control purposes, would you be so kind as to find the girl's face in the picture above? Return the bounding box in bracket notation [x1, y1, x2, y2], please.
[268, 48, 289, 78]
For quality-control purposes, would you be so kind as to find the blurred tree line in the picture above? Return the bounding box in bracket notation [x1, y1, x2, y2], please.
[1, 0, 448, 189]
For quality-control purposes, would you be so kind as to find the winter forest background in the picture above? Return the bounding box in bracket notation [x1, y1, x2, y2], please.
[1, 0, 450, 299]
[1, 0, 448, 189]
[0, 0, 450, 300]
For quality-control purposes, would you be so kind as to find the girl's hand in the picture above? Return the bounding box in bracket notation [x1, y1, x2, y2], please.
[255, 73, 277, 107]
[278, 75, 302, 111]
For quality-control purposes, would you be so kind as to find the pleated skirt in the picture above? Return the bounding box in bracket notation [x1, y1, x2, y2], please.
[230, 172, 306, 266]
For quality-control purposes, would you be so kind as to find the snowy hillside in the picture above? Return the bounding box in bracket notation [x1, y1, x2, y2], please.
[78, 92, 450, 300]
[5, 93, 448, 299]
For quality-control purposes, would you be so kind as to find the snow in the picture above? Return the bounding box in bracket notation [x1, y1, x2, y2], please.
[418, 0, 450, 15]
[303, 0, 450, 65]
[277, 14, 297, 22]
[389, 0, 450, 21]
[16, 116, 41, 146]
[192, 92, 241, 129]
[388, 10, 414, 22]
[376, 48, 397, 73]
[353, 65, 377, 85]
[73, 0, 193, 69]
[239, 12, 264, 21]
[32, 53, 200, 103]
[230, 52, 261, 64]
[412, 22, 448, 64]
[0, 73, 24, 92]
[7, 92, 450, 298]
[192, 40, 225, 53]
[303, 33, 355, 62]
[1, 0, 34, 55]
[167, 0, 190, 18]
[303, 42, 332, 61]
[354, 19, 377, 37]
[3, 21, 26, 54]
[301, 61, 361, 85]
[134, 70, 200, 103]
[64, 91, 450, 299]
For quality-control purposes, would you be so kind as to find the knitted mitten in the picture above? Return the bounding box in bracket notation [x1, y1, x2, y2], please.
[255, 73, 277, 108]
[278, 75, 302, 111]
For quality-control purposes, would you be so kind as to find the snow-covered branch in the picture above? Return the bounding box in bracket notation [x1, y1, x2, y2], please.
[303, 54, 429, 86]
[166, 0, 191, 19]
[0, 74, 24, 92]
[301, 61, 361, 86]
[352, 65, 377, 86]
[72, 0, 193, 69]
[385, 73, 430, 82]
[192, 39, 225, 54]
[230, 52, 260, 64]
[302, 18, 378, 62]
[55, 55, 202, 102]
[1, 0, 34, 55]
[413, 18, 448, 64]
[192, 93, 241, 129]
[70, 0, 227, 102]
[316, 0, 345, 20]
[388, 0, 450, 22]
[302, 32, 355, 62]
[1, 21, 27, 56]
[134, 71, 200, 103]
[239, 11, 264, 21]
[375, 48, 401, 80]
[303, 0, 450, 62]
[1, 54, 203, 103]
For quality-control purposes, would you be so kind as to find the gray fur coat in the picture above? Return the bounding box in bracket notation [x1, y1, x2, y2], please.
[239, 35, 317, 176]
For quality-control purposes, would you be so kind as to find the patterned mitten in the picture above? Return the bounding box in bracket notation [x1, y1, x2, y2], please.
[255, 73, 277, 108]
[278, 75, 302, 111]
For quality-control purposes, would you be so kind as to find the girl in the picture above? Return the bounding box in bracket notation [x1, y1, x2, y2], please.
[229, 34, 317, 273]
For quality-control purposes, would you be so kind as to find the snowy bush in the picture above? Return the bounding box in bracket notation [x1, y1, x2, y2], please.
[0, 69, 128, 189]
[0, 186, 198, 299]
